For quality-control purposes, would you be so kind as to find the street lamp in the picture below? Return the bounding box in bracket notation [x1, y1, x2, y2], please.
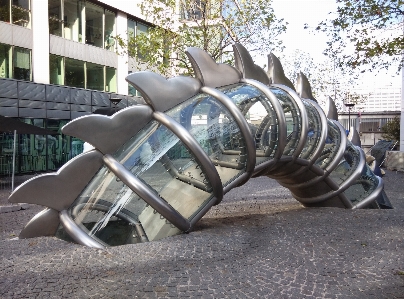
[344, 102, 355, 133]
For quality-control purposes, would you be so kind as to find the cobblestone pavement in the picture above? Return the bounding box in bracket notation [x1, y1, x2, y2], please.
[1, 170, 403, 298]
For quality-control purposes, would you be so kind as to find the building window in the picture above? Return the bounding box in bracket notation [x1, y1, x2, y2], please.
[51, 55, 116, 92]
[48, 1, 115, 51]
[127, 19, 150, 59]
[0, 43, 12, 79]
[86, 62, 103, 91]
[0, 0, 31, 28]
[49, 54, 64, 85]
[65, 57, 84, 88]
[105, 67, 116, 92]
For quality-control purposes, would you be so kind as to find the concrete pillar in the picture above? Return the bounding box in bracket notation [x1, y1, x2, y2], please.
[31, 0, 50, 84]
[116, 11, 129, 95]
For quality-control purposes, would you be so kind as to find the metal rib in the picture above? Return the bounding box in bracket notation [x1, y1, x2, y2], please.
[103, 154, 191, 232]
[59, 210, 106, 249]
[152, 111, 224, 203]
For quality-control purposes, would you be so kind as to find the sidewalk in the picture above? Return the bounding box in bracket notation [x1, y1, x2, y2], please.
[1, 170, 403, 298]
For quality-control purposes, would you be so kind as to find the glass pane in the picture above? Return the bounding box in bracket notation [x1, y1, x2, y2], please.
[0, 0, 11, 23]
[219, 83, 280, 164]
[105, 67, 116, 92]
[64, 0, 83, 42]
[49, 54, 64, 85]
[65, 57, 84, 88]
[127, 18, 135, 39]
[104, 9, 115, 51]
[0, 43, 12, 79]
[166, 92, 247, 187]
[315, 120, 342, 170]
[136, 22, 148, 59]
[86, 62, 103, 91]
[300, 100, 322, 160]
[48, 0, 63, 37]
[85, 2, 103, 48]
[12, 0, 30, 28]
[328, 141, 361, 186]
[344, 164, 379, 206]
[13, 47, 31, 81]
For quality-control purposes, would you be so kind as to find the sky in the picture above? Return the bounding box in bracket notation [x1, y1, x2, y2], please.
[254, 0, 401, 89]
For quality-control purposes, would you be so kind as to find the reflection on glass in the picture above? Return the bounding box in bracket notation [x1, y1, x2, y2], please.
[48, 0, 63, 36]
[86, 62, 103, 91]
[64, 0, 83, 42]
[13, 47, 31, 81]
[0, 43, 11, 79]
[344, 164, 379, 206]
[166, 91, 247, 186]
[220, 83, 279, 164]
[0, 0, 11, 23]
[12, 0, 30, 28]
[300, 100, 322, 160]
[105, 67, 116, 92]
[49, 54, 64, 85]
[328, 141, 361, 186]
[315, 120, 341, 170]
[104, 9, 115, 51]
[85, 2, 103, 48]
[65, 57, 84, 88]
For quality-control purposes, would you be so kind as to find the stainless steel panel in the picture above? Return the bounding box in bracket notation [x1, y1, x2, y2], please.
[0, 22, 13, 45]
[47, 110, 70, 119]
[70, 104, 91, 112]
[0, 79, 18, 98]
[62, 105, 153, 154]
[105, 49, 118, 68]
[71, 111, 91, 119]
[0, 98, 18, 107]
[92, 91, 110, 107]
[71, 88, 91, 105]
[46, 85, 70, 103]
[0, 107, 18, 116]
[19, 100, 45, 109]
[126, 71, 201, 112]
[18, 108, 46, 118]
[86, 45, 106, 66]
[12, 25, 32, 49]
[185, 47, 241, 88]
[49, 35, 65, 57]
[8, 150, 104, 211]
[18, 82, 45, 101]
[19, 208, 60, 239]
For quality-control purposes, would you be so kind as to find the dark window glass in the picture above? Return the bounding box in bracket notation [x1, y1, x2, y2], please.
[49, 54, 64, 85]
[0, 0, 11, 23]
[49, 0, 63, 36]
[85, 2, 103, 48]
[0, 43, 11, 79]
[13, 47, 31, 81]
[65, 57, 84, 88]
[86, 62, 103, 91]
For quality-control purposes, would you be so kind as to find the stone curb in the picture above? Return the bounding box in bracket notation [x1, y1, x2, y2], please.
[0, 204, 30, 214]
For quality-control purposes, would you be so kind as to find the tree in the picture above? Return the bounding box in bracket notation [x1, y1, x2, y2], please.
[314, 0, 404, 72]
[117, 0, 287, 76]
[382, 116, 400, 141]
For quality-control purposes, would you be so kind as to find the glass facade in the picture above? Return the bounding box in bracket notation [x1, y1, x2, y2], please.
[48, 0, 115, 51]
[49, 54, 64, 85]
[65, 57, 85, 88]
[0, 43, 31, 81]
[0, 0, 31, 28]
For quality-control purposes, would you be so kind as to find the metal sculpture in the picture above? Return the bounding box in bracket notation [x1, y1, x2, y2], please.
[9, 44, 392, 248]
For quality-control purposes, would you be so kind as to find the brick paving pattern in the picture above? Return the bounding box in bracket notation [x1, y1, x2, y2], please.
[1, 170, 403, 298]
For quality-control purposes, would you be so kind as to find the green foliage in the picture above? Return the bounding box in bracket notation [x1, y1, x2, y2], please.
[381, 116, 400, 141]
[314, 0, 404, 72]
[117, 0, 287, 76]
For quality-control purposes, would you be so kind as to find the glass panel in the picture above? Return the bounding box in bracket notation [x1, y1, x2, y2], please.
[219, 83, 280, 164]
[86, 62, 103, 91]
[85, 2, 103, 48]
[104, 9, 115, 51]
[105, 67, 116, 92]
[315, 120, 342, 170]
[127, 18, 135, 39]
[269, 87, 302, 156]
[328, 141, 361, 186]
[0, 43, 12, 79]
[299, 100, 322, 160]
[48, 0, 63, 36]
[136, 22, 148, 59]
[12, 0, 30, 28]
[13, 47, 31, 81]
[166, 92, 247, 186]
[343, 164, 379, 206]
[65, 57, 84, 88]
[64, 0, 83, 42]
[49, 54, 64, 85]
[0, 0, 11, 23]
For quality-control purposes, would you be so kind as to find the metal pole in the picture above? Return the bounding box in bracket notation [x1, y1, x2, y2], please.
[12, 130, 16, 192]
[348, 107, 351, 132]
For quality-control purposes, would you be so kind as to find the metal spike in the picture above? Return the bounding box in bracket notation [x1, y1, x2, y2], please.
[267, 53, 295, 91]
[296, 72, 317, 102]
[325, 97, 339, 120]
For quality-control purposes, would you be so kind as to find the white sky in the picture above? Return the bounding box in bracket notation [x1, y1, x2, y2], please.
[253, 0, 401, 89]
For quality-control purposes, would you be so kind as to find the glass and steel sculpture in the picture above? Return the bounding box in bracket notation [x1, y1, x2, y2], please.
[9, 44, 392, 248]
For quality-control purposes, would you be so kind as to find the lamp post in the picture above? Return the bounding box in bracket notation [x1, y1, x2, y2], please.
[344, 102, 355, 133]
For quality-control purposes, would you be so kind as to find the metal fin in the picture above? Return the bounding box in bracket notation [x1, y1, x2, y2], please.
[348, 128, 361, 147]
[19, 208, 60, 239]
[267, 53, 295, 91]
[325, 97, 339, 120]
[62, 105, 153, 154]
[126, 71, 201, 112]
[232, 43, 269, 85]
[8, 150, 103, 211]
[296, 72, 317, 102]
[185, 47, 241, 88]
